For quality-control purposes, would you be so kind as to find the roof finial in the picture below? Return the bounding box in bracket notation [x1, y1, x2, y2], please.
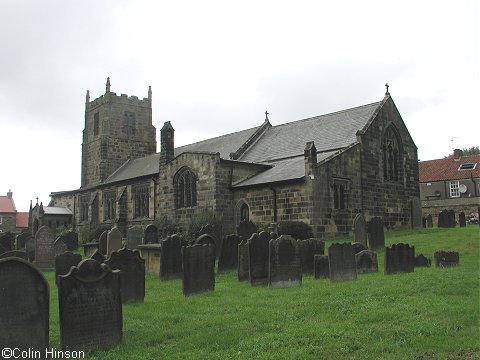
[265, 110, 269, 121]
[385, 82, 390, 95]
[86, 90, 90, 103]
[106, 77, 111, 93]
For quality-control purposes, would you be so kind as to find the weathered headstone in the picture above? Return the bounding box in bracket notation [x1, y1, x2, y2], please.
[237, 220, 257, 241]
[438, 209, 448, 228]
[353, 214, 367, 246]
[160, 234, 183, 280]
[35, 225, 56, 270]
[410, 197, 422, 228]
[0, 232, 15, 253]
[0, 258, 49, 351]
[98, 230, 108, 255]
[422, 216, 427, 228]
[26, 234, 36, 261]
[182, 244, 215, 296]
[105, 247, 145, 303]
[414, 254, 431, 267]
[55, 251, 82, 286]
[447, 210, 456, 228]
[299, 238, 325, 274]
[199, 223, 221, 256]
[91, 250, 105, 263]
[314, 255, 329, 279]
[268, 235, 302, 288]
[58, 259, 122, 351]
[367, 217, 385, 250]
[126, 225, 144, 250]
[238, 235, 252, 281]
[384, 243, 415, 275]
[355, 250, 378, 274]
[218, 234, 241, 272]
[328, 243, 357, 281]
[63, 231, 79, 251]
[107, 227, 123, 255]
[54, 237, 68, 255]
[352, 242, 367, 254]
[434, 251, 459, 267]
[459, 212, 466, 227]
[248, 231, 270, 285]
[0, 250, 29, 260]
[83, 242, 99, 258]
[143, 224, 158, 244]
[426, 214, 433, 228]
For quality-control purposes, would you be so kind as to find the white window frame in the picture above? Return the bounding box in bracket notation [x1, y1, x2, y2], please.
[449, 180, 460, 198]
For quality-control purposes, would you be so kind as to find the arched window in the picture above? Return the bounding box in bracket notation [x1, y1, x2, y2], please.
[383, 126, 401, 182]
[175, 168, 197, 209]
[240, 203, 250, 222]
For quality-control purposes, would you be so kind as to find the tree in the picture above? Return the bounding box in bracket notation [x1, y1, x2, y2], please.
[461, 146, 480, 156]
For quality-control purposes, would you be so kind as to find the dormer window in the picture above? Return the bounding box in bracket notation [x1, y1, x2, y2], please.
[458, 163, 477, 171]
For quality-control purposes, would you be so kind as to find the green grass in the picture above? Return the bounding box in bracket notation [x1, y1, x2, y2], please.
[44, 226, 479, 359]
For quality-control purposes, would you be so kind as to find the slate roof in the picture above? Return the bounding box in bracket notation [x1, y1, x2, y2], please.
[43, 206, 73, 215]
[419, 154, 480, 182]
[0, 196, 16, 213]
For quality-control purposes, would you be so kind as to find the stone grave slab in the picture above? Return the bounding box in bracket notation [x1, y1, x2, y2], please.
[414, 254, 431, 267]
[248, 231, 270, 285]
[353, 213, 367, 246]
[434, 251, 459, 267]
[55, 251, 82, 286]
[98, 230, 108, 255]
[126, 225, 144, 249]
[0, 258, 49, 351]
[182, 243, 215, 296]
[143, 224, 158, 244]
[160, 234, 183, 280]
[35, 225, 56, 270]
[355, 250, 378, 274]
[384, 243, 415, 275]
[367, 217, 385, 250]
[107, 227, 123, 255]
[105, 247, 145, 303]
[299, 238, 325, 274]
[58, 259, 122, 351]
[314, 255, 329, 279]
[0, 250, 29, 260]
[218, 234, 241, 272]
[268, 235, 302, 288]
[328, 243, 357, 281]
[237, 235, 252, 281]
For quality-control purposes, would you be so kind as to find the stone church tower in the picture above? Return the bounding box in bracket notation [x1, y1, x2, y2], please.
[81, 78, 157, 187]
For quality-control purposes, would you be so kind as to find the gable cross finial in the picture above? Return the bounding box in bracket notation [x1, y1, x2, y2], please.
[385, 82, 390, 95]
[265, 110, 269, 121]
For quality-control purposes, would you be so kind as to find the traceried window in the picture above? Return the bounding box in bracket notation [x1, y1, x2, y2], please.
[383, 126, 401, 182]
[134, 186, 149, 218]
[175, 168, 197, 209]
[449, 181, 460, 198]
[104, 191, 116, 221]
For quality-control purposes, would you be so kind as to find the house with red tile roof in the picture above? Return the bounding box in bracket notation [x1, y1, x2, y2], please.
[419, 149, 480, 223]
[0, 190, 29, 234]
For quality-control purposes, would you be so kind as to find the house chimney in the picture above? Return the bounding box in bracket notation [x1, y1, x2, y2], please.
[453, 149, 463, 160]
[159, 121, 175, 165]
[7, 189, 12, 199]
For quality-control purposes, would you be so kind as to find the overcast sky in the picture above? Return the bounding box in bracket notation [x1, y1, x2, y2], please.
[1, 0, 478, 212]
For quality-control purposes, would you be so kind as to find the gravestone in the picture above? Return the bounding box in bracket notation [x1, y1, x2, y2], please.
[410, 197, 422, 228]
[55, 251, 82, 286]
[35, 225, 56, 270]
[160, 234, 183, 280]
[107, 227, 123, 255]
[0, 258, 49, 351]
[434, 251, 459, 267]
[438, 209, 448, 228]
[25, 234, 36, 261]
[91, 250, 105, 263]
[268, 235, 302, 288]
[248, 231, 270, 285]
[98, 230, 108, 255]
[238, 235, 252, 281]
[182, 243, 215, 296]
[63, 231, 79, 251]
[237, 220, 257, 241]
[447, 210, 456, 228]
[299, 238, 325, 274]
[355, 250, 378, 274]
[426, 214, 433, 228]
[126, 225, 144, 249]
[384, 243, 415, 275]
[15, 232, 31, 250]
[218, 234, 241, 272]
[199, 223, 221, 256]
[367, 217, 385, 250]
[105, 247, 145, 303]
[0, 232, 15, 253]
[414, 254, 431, 267]
[270, 232, 278, 240]
[143, 224, 158, 244]
[54, 237, 68, 255]
[314, 255, 329, 279]
[459, 212, 466, 227]
[58, 259, 122, 351]
[328, 243, 357, 281]
[352, 242, 367, 254]
[353, 214, 367, 246]
[422, 216, 427, 228]
[0, 250, 29, 260]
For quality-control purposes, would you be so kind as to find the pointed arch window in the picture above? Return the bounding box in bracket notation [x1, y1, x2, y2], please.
[383, 126, 401, 182]
[175, 168, 197, 209]
[240, 203, 250, 222]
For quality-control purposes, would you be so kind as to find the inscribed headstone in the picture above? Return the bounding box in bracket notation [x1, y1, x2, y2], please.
[299, 238, 325, 274]
[35, 225, 56, 270]
[218, 234, 241, 272]
[367, 217, 385, 250]
[55, 251, 82, 286]
[384, 243, 415, 275]
[248, 231, 270, 285]
[182, 244, 215, 296]
[314, 255, 329, 279]
[106, 227, 123, 255]
[328, 243, 357, 281]
[355, 250, 378, 274]
[126, 225, 144, 250]
[238, 235, 252, 281]
[268, 235, 302, 288]
[434, 251, 459, 267]
[143, 224, 158, 244]
[353, 214, 367, 246]
[160, 234, 183, 280]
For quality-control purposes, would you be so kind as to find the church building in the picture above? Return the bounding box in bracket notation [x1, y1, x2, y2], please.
[50, 79, 421, 239]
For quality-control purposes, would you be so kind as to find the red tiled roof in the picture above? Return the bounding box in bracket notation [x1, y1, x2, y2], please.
[16, 212, 29, 228]
[419, 154, 480, 182]
[0, 196, 16, 213]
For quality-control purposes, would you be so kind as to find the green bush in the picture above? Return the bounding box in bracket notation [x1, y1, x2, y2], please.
[78, 223, 111, 244]
[277, 220, 313, 240]
[187, 209, 223, 243]
[154, 215, 182, 239]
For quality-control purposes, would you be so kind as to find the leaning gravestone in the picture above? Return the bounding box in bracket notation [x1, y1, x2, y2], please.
[367, 217, 385, 250]
[143, 224, 158, 244]
[106, 227, 123, 256]
[268, 235, 302, 288]
[355, 250, 378, 274]
[218, 234, 241, 272]
[35, 225, 56, 270]
[447, 210, 456, 228]
[314, 255, 329, 279]
[237, 220, 257, 241]
[384, 243, 415, 275]
[105, 248, 145, 303]
[160, 234, 183, 280]
[54, 236, 68, 256]
[0, 258, 49, 351]
[55, 251, 82, 286]
[299, 238, 325, 274]
[434, 251, 459, 267]
[328, 243, 357, 281]
[459, 212, 466, 228]
[0, 232, 15, 253]
[238, 235, 253, 281]
[182, 243, 215, 296]
[414, 254, 431, 267]
[91, 250, 105, 263]
[63, 231, 79, 251]
[0, 250, 29, 260]
[249, 231, 270, 285]
[58, 259, 122, 351]
[98, 230, 109, 255]
[353, 214, 367, 246]
[126, 225, 144, 250]
[426, 214, 433, 228]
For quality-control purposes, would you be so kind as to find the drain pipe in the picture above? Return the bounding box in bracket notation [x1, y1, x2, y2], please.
[269, 186, 278, 223]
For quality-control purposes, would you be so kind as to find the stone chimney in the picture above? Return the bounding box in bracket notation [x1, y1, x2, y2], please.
[453, 149, 463, 160]
[159, 121, 175, 165]
[7, 189, 12, 199]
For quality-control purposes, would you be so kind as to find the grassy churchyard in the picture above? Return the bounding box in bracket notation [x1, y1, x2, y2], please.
[44, 226, 478, 359]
